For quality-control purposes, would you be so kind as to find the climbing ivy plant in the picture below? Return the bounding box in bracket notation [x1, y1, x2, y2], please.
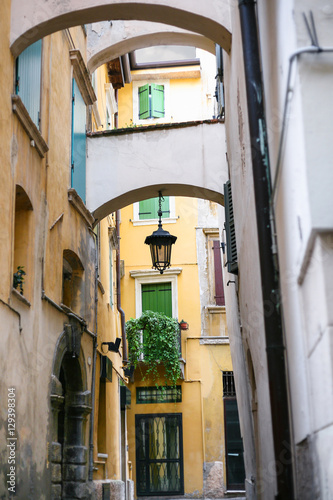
[126, 310, 181, 387]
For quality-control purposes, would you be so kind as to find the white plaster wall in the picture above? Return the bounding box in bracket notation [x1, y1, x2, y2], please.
[222, 13, 274, 500]
[257, 0, 312, 446]
[257, 0, 333, 497]
[10, 0, 232, 57]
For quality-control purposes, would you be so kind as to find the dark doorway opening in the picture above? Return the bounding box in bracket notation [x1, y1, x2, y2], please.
[135, 413, 184, 496]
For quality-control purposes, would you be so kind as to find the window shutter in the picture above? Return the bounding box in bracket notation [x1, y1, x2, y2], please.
[109, 241, 113, 307]
[213, 240, 225, 306]
[139, 198, 156, 219]
[224, 180, 238, 274]
[138, 84, 150, 119]
[16, 39, 42, 128]
[139, 197, 170, 220]
[71, 79, 86, 203]
[142, 283, 172, 317]
[151, 84, 165, 118]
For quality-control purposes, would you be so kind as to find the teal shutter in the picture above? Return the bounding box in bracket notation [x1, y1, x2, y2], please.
[224, 181, 238, 274]
[138, 84, 150, 119]
[16, 40, 42, 128]
[139, 197, 170, 220]
[109, 241, 113, 307]
[71, 79, 86, 203]
[142, 283, 172, 317]
[151, 84, 165, 118]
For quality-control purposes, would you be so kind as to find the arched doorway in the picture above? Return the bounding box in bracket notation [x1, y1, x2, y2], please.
[50, 326, 92, 499]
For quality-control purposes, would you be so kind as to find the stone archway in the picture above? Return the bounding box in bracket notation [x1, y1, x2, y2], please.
[10, 0, 232, 57]
[87, 21, 215, 73]
[50, 324, 92, 500]
[86, 120, 228, 223]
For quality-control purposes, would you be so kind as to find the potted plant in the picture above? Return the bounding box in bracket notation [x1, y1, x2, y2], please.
[179, 319, 189, 330]
[126, 310, 181, 387]
[13, 266, 26, 295]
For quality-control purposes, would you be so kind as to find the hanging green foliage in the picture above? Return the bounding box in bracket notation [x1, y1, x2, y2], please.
[126, 310, 181, 387]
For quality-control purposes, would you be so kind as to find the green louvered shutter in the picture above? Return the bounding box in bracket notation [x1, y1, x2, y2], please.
[71, 79, 86, 203]
[151, 84, 165, 118]
[139, 197, 170, 220]
[138, 84, 150, 119]
[142, 283, 172, 317]
[224, 181, 238, 275]
[16, 40, 42, 128]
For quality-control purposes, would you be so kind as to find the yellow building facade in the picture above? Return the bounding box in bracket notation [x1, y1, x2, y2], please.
[0, 5, 128, 498]
[116, 50, 239, 498]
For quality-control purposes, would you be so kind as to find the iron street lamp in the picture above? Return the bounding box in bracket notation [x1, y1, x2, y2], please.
[144, 192, 177, 274]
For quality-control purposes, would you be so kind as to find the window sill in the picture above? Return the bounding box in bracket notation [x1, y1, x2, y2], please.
[97, 280, 105, 295]
[199, 336, 229, 345]
[68, 188, 95, 228]
[11, 287, 31, 307]
[12, 95, 49, 158]
[206, 305, 226, 314]
[132, 217, 178, 227]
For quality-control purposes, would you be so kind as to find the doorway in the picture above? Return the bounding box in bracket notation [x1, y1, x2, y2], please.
[135, 413, 184, 496]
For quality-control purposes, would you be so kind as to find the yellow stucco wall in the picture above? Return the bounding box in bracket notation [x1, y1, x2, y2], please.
[115, 55, 233, 497]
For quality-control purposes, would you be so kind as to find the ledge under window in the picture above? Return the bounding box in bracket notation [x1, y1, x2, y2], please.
[68, 188, 95, 228]
[12, 95, 49, 158]
[69, 49, 96, 106]
[11, 287, 31, 307]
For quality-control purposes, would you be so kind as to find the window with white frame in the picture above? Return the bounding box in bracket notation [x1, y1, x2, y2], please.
[132, 79, 170, 125]
[130, 269, 181, 319]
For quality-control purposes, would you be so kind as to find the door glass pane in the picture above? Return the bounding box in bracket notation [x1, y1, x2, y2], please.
[136, 414, 184, 496]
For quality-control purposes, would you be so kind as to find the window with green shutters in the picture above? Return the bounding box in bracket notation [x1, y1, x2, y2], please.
[71, 79, 87, 203]
[141, 282, 172, 317]
[15, 39, 42, 128]
[139, 196, 170, 220]
[138, 83, 165, 119]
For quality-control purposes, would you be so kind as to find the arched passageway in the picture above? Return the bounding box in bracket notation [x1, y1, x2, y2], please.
[87, 21, 215, 72]
[10, 0, 231, 57]
[50, 328, 92, 499]
[86, 120, 227, 223]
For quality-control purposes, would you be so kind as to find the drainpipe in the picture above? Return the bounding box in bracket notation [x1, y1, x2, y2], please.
[116, 210, 128, 363]
[238, 1, 294, 499]
[88, 229, 98, 481]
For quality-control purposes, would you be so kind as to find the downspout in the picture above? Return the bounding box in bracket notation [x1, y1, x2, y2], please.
[238, 2, 294, 499]
[88, 229, 98, 481]
[116, 210, 128, 363]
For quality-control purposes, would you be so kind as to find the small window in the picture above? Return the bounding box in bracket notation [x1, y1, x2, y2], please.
[137, 386, 182, 404]
[139, 196, 170, 220]
[138, 83, 165, 119]
[223, 371, 236, 397]
[13, 186, 33, 298]
[212, 240, 225, 306]
[62, 249, 84, 313]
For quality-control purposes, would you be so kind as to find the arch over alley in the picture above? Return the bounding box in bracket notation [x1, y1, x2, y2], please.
[86, 120, 227, 223]
[87, 21, 215, 73]
[10, 0, 232, 57]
